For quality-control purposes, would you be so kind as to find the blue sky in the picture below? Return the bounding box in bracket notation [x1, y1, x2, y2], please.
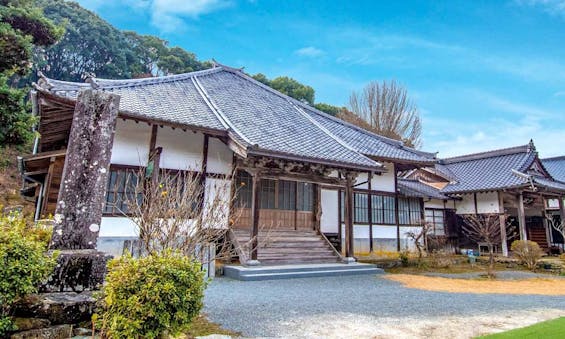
[78, 0, 565, 158]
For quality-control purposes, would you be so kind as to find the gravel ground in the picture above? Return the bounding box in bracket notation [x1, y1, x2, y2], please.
[204, 274, 565, 338]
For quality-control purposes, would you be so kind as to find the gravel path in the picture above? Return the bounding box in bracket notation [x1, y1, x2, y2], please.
[204, 274, 565, 338]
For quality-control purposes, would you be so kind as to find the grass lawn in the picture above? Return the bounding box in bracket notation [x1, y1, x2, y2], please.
[183, 314, 239, 338]
[479, 317, 565, 338]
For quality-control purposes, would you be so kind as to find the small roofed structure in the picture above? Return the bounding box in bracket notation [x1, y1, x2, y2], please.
[407, 141, 565, 255]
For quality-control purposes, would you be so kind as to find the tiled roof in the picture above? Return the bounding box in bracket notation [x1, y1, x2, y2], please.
[303, 107, 436, 164]
[542, 156, 565, 183]
[439, 144, 534, 193]
[438, 143, 565, 194]
[398, 179, 450, 200]
[42, 66, 420, 171]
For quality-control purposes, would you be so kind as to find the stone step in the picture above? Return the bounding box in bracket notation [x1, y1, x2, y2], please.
[223, 263, 383, 281]
[258, 248, 334, 254]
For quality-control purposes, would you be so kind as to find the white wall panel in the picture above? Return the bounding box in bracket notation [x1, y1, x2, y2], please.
[321, 189, 339, 233]
[371, 162, 396, 192]
[157, 127, 203, 171]
[207, 137, 233, 174]
[110, 120, 151, 166]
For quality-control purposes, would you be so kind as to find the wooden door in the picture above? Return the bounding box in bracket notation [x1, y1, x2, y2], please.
[231, 172, 316, 230]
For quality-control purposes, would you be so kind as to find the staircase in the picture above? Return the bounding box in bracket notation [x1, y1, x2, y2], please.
[528, 227, 549, 250]
[232, 229, 341, 265]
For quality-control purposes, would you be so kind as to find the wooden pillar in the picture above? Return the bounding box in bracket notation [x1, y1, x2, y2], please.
[50, 89, 120, 250]
[498, 192, 508, 257]
[517, 192, 527, 241]
[344, 172, 355, 259]
[559, 197, 565, 227]
[393, 164, 401, 252]
[248, 170, 261, 263]
[199, 135, 209, 211]
[367, 172, 374, 253]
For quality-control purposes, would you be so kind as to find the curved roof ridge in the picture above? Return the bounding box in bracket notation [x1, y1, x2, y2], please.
[223, 68, 436, 160]
[191, 75, 252, 145]
[287, 99, 382, 170]
[41, 67, 224, 90]
[543, 155, 565, 161]
[441, 144, 531, 164]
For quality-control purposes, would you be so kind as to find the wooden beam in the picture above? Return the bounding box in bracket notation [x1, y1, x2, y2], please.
[474, 192, 479, 215]
[249, 170, 261, 262]
[344, 172, 355, 258]
[498, 192, 509, 256]
[517, 192, 527, 241]
[200, 135, 209, 211]
[40, 156, 56, 217]
[367, 171, 374, 253]
[394, 164, 401, 252]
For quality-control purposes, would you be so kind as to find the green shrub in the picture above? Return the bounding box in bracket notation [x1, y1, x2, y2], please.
[0, 212, 56, 336]
[399, 250, 410, 267]
[511, 240, 543, 271]
[97, 251, 207, 339]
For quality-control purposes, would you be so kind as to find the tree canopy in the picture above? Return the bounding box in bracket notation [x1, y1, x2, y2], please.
[0, 0, 62, 145]
[348, 80, 422, 148]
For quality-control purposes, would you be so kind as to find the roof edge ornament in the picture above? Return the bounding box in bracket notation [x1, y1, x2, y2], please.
[211, 59, 245, 72]
[84, 73, 100, 89]
[36, 71, 53, 90]
[528, 139, 536, 153]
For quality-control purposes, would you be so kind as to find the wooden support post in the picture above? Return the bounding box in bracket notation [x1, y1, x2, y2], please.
[393, 164, 401, 252]
[498, 192, 508, 257]
[199, 135, 209, 211]
[517, 192, 527, 241]
[367, 172, 374, 253]
[248, 170, 261, 264]
[50, 89, 120, 250]
[344, 172, 355, 260]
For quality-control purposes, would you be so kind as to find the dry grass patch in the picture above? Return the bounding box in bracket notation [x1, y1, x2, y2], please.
[385, 274, 565, 295]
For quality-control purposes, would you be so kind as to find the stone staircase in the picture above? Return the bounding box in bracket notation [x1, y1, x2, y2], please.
[232, 229, 341, 265]
[223, 263, 383, 281]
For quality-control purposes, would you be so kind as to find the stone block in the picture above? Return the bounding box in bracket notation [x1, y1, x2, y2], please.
[14, 292, 96, 325]
[10, 324, 72, 339]
[42, 250, 111, 292]
[13, 317, 50, 331]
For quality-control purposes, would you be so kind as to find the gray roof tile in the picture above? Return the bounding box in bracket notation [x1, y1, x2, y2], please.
[303, 107, 436, 164]
[398, 179, 450, 200]
[438, 143, 565, 194]
[439, 145, 533, 193]
[542, 156, 565, 183]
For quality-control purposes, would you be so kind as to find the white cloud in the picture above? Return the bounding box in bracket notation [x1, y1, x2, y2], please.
[294, 46, 325, 58]
[150, 0, 232, 32]
[515, 0, 565, 16]
[422, 92, 565, 158]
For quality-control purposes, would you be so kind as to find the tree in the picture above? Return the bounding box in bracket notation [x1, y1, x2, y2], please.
[35, 0, 138, 81]
[547, 214, 565, 244]
[270, 76, 315, 104]
[313, 102, 344, 116]
[349, 80, 422, 148]
[0, 0, 62, 146]
[252, 73, 315, 105]
[405, 221, 432, 264]
[461, 214, 506, 278]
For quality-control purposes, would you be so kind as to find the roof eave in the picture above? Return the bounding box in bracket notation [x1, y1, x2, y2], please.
[246, 148, 385, 173]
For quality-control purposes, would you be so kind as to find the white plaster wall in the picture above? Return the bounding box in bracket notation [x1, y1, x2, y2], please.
[156, 126, 203, 171]
[110, 119, 151, 166]
[371, 162, 396, 192]
[207, 137, 233, 174]
[424, 199, 446, 209]
[456, 192, 500, 214]
[202, 177, 232, 229]
[320, 189, 339, 233]
[354, 172, 369, 189]
[100, 217, 139, 237]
